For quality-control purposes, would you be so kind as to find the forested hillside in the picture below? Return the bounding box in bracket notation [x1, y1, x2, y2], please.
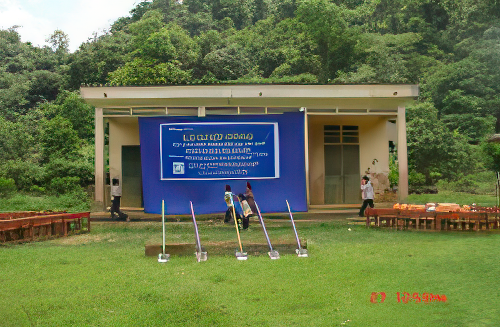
[0, 0, 499, 199]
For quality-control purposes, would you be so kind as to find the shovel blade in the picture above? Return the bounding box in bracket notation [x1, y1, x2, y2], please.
[196, 251, 208, 262]
[296, 248, 308, 257]
[158, 253, 170, 263]
[268, 250, 280, 259]
[236, 251, 248, 260]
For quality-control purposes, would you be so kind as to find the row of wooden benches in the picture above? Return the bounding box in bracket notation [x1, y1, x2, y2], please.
[0, 211, 66, 220]
[365, 208, 500, 231]
[0, 212, 91, 243]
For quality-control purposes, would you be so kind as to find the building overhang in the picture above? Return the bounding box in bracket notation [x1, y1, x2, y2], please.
[80, 84, 419, 116]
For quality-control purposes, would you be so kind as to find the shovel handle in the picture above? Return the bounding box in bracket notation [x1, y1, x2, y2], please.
[162, 200, 166, 254]
[190, 201, 202, 253]
[286, 200, 302, 249]
[231, 195, 244, 253]
[255, 201, 273, 251]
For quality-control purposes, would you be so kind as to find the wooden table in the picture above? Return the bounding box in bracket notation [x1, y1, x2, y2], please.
[365, 208, 499, 231]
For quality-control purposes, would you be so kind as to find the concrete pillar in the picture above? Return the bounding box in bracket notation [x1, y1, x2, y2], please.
[304, 109, 310, 207]
[198, 106, 206, 117]
[397, 106, 408, 201]
[95, 108, 105, 209]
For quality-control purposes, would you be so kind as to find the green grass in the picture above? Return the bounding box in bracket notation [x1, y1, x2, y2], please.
[1, 219, 500, 326]
[407, 191, 498, 207]
[0, 192, 91, 213]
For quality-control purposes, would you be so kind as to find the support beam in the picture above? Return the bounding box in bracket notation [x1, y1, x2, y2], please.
[397, 106, 408, 202]
[198, 106, 205, 117]
[304, 109, 310, 207]
[95, 108, 105, 209]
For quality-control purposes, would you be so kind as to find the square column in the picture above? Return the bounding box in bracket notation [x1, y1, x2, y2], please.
[95, 108, 105, 209]
[397, 106, 408, 201]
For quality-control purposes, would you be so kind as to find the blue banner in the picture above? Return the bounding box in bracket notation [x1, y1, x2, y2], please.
[160, 123, 279, 180]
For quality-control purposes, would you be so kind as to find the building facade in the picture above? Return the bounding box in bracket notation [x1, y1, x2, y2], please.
[81, 84, 418, 214]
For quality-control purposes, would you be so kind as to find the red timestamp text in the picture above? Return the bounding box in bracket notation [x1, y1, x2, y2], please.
[370, 292, 447, 304]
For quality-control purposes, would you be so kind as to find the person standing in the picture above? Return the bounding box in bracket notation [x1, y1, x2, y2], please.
[244, 182, 258, 214]
[110, 177, 128, 221]
[359, 176, 374, 217]
[224, 185, 241, 225]
[237, 193, 252, 229]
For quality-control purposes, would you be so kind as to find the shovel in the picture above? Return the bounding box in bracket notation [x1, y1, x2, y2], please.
[158, 200, 170, 263]
[254, 201, 279, 259]
[286, 200, 308, 257]
[231, 195, 247, 260]
[190, 201, 207, 262]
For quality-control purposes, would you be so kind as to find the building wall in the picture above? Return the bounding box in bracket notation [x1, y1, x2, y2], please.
[308, 115, 391, 205]
[108, 113, 394, 209]
[108, 117, 140, 206]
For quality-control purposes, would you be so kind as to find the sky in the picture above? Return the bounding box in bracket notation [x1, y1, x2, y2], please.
[0, 0, 141, 52]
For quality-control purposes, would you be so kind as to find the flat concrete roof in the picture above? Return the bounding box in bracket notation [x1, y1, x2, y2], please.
[80, 84, 419, 109]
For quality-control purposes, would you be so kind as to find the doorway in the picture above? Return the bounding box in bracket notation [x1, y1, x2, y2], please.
[121, 145, 143, 207]
[324, 125, 361, 204]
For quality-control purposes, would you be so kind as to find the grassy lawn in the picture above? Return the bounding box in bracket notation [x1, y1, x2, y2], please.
[407, 191, 498, 207]
[0, 193, 90, 213]
[1, 218, 500, 326]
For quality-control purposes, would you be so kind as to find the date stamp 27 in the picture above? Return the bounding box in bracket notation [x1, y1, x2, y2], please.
[370, 292, 447, 304]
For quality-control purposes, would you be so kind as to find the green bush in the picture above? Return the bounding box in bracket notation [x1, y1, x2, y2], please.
[45, 157, 93, 187]
[49, 176, 81, 194]
[52, 188, 91, 212]
[0, 177, 16, 198]
[0, 160, 45, 191]
[409, 185, 438, 194]
[388, 154, 398, 187]
[0, 192, 91, 212]
[409, 171, 426, 187]
[30, 185, 46, 196]
[436, 172, 496, 194]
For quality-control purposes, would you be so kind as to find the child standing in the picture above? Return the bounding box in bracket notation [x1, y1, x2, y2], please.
[244, 182, 258, 214]
[237, 193, 252, 229]
[224, 185, 241, 226]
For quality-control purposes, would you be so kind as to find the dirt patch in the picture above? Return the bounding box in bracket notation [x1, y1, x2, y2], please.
[50, 233, 115, 245]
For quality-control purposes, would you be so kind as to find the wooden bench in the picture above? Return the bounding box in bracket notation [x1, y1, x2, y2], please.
[365, 208, 398, 228]
[0, 212, 90, 243]
[365, 208, 498, 232]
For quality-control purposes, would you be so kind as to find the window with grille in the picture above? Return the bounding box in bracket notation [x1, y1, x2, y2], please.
[324, 125, 358, 144]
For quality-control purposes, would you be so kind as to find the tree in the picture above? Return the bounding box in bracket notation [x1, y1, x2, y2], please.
[27, 70, 63, 106]
[296, 0, 359, 82]
[211, 0, 253, 29]
[46, 30, 70, 54]
[421, 26, 500, 128]
[68, 31, 131, 89]
[334, 32, 431, 84]
[128, 10, 166, 48]
[406, 102, 476, 183]
[109, 58, 191, 85]
[253, 0, 268, 23]
[202, 44, 252, 80]
[39, 116, 81, 162]
[442, 114, 495, 144]
[138, 24, 200, 67]
[55, 91, 94, 141]
[481, 141, 500, 173]
[0, 117, 35, 163]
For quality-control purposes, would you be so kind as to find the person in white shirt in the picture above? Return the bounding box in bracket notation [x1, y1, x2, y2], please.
[359, 176, 374, 217]
[110, 178, 128, 221]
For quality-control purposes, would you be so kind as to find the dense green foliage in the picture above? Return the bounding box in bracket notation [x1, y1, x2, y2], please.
[0, 0, 499, 199]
